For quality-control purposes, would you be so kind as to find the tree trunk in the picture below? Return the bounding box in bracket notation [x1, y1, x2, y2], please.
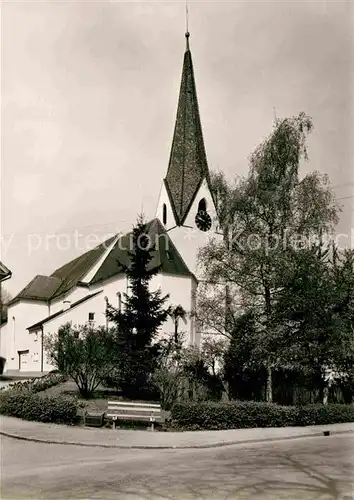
[266, 365, 273, 403]
[225, 284, 232, 332]
[263, 281, 273, 404]
[222, 380, 231, 401]
[323, 385, 329, 405]
[174, 318, 178, 344]
[224, 227, 232, 335]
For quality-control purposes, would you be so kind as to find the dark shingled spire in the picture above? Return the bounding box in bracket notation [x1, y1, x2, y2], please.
[164, 32, 210, 226]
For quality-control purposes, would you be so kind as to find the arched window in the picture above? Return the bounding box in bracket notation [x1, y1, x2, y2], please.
[163, 203, 167, 224]
[198, 198, 207, 212]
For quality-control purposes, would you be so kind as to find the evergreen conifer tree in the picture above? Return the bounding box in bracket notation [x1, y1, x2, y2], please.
[106, 215, 170, 397]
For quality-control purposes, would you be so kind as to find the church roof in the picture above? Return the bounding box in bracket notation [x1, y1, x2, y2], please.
[90, 218, 192, 284]
[165, 33, 211, 226]
[49, 236, 116, 299]
[10, 219, 193, 306]
[10, 275, 62, 304]
[9, 238, 115, 305]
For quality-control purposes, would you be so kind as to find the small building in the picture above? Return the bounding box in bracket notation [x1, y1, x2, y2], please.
[0, 262, 12, 284]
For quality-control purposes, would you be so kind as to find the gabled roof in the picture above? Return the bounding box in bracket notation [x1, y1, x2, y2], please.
[90, 218, 193, 285]
[0, 262, 11, 283]
[27, 291, 102, 331]
[9, 237, 115, 305]
[165, 33, 211, 226]
[50, 236, 116, 299]
[9, 275, 62, 305]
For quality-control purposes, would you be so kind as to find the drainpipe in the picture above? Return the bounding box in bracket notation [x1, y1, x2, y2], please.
[40, 326, 44, 373]
[12, 316, 15, 361]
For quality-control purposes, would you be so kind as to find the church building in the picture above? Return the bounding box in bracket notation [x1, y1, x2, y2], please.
[0, 32, 221, 375]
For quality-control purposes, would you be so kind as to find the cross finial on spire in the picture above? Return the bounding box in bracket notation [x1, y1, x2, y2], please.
[185, 31, 190, 51]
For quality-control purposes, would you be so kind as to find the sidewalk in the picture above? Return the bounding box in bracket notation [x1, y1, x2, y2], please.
[1, 416, 353, 449]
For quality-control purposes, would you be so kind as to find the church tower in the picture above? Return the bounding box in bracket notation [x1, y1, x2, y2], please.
[156, 32, 220, 279]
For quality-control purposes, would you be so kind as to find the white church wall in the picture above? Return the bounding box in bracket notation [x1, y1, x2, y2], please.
[43, 292, 105, 334]
[165, 226, 221, 283]
[90, 274, 127, 309]
[158, 273, 195, 345]
[1, 300, 49, 373]
[149, 273, 163, 292]
[156, 182, 176, 230]
[49, 287, 88, 315]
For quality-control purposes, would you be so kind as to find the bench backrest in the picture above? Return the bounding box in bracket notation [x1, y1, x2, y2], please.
[107, 401, 163, 422]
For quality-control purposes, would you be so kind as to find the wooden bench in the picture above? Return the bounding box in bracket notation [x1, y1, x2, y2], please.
[106, 401, 164, 431]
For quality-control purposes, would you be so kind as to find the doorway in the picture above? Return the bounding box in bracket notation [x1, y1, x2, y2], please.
[18, 350, 29, 371]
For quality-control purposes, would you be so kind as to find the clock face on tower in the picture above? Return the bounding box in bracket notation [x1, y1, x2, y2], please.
[195, 210, 212, 232]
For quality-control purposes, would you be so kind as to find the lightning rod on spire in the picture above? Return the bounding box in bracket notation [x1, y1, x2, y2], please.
[185, 0, 190, 50]
[186, 0, 189, 33]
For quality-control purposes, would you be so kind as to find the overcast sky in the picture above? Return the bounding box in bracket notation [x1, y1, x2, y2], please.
[1, 0, 353, 296]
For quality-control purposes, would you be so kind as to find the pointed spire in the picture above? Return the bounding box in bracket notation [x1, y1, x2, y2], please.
[164, 33, 210, 226]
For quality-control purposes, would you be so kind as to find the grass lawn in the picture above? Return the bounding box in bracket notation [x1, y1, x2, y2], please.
[39, 380, 119, 413]
[39, 379, 164, 417]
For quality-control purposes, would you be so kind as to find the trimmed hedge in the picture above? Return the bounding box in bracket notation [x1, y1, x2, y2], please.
[0, 372, 77, 424]
[171, 401, 354, 430]
[0, 390, 78, 424]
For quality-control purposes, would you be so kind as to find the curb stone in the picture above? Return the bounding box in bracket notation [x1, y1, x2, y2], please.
[1, 428, 353, 450]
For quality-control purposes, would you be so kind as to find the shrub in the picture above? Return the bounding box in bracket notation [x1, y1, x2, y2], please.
[152, 367, 187, 410]
[170, 401, 354, 430]
[45, 323, 115, 398]
[0, 390, 78, 424]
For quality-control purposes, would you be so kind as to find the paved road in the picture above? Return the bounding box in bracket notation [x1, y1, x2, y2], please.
[1, 435, 353, 499]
